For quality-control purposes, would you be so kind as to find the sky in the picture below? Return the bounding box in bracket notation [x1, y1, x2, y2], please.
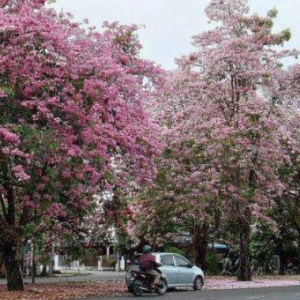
[49, 0, 300, 70]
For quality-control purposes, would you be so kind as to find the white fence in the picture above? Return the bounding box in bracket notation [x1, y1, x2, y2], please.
[53, 255, 126, 271]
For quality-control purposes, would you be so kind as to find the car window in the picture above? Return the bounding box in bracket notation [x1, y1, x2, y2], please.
[174, 255, 190, 267]
[161, 255, 175, 266]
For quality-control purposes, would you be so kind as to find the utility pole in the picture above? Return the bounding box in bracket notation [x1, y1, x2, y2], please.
[31, 241, 35, 284]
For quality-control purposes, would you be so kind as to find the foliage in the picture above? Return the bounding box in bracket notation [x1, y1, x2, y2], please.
[164, 245, 185, 256]
[0, 0, 162, 291]
[206, 251, 219, 275]
[139, 0, 300, 281]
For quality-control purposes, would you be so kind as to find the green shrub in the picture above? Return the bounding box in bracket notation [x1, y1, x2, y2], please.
[164, 245, 185, 255]
[206, 251, 219, 275]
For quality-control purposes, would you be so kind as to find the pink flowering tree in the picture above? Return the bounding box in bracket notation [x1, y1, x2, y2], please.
[0, 0, 162, 291]
[147, 0, 300, 281]
[129, 70, 220, 267]
[269, 63, 300, 273]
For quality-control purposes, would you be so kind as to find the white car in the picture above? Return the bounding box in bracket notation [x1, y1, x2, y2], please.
[126, 252, 204, 291]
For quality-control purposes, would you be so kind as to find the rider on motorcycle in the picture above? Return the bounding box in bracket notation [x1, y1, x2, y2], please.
[139, 245, 160, 288]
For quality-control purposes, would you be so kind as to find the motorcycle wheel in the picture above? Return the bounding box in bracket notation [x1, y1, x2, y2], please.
[157, 278, 167, 295]
[132, 279, 144, 297]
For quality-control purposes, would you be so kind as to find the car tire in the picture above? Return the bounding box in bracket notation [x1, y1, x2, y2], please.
[193, 276, 203, 290]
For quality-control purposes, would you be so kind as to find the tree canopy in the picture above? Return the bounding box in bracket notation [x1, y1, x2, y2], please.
[134, 0, 300, 281]
[0, 0, 162, 290]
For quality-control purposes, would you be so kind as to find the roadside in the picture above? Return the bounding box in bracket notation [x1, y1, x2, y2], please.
[205, 275, 300, 290]
[0, 270, 126, 285]
[0, 272, 300, 300]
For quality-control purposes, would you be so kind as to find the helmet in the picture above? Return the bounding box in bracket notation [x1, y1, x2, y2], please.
[142, 245, 152, 253]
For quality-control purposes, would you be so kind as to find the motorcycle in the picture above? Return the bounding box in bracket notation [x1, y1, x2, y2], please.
[129, 268, 167, 297]
[285, 263, 298, 275]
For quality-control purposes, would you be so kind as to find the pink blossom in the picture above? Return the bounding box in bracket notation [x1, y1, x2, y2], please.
[10, 148, 27, 157]
[0, 128, 20, 145]
[62, 170, 71, 179]
[2, 147, 10, 154]
[11, 165, 24, 173]
[11, 165, 31, 180]
[67, 145, 83, 157]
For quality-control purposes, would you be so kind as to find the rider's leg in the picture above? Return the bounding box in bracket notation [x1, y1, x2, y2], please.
[149, 270, 160, 286]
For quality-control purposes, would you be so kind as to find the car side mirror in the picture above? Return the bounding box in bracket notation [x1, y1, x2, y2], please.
[187, 263, 194, 268]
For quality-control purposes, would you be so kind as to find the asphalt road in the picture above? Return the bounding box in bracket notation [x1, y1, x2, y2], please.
[72, 286, 300, 300]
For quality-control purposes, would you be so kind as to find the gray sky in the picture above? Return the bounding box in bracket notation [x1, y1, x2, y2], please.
[49, 0, 300, 70]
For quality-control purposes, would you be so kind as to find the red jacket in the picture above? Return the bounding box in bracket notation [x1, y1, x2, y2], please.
[139, 253, 156, 271]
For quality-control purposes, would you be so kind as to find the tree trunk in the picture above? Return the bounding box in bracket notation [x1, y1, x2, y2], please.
[3, 244, 24, 291]
[277, 241, 285, 275]
[0, 143, 24, 291]
[194, 222, 209, 270]
[297, 229, 300, 272]
[238, 207, 251, 281]
[40, 264, 48, 277]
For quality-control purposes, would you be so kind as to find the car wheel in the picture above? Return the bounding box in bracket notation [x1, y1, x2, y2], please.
[193, 276, 203, 290]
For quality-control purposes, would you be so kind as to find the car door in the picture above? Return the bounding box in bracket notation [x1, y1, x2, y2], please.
[174, 254, 194, 285]
[159, 254, 178, 286]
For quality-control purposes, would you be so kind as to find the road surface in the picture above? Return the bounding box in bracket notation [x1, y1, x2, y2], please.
[72, 286, 300, 300]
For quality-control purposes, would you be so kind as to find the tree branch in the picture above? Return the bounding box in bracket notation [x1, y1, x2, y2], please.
[0, 192, 8, 221]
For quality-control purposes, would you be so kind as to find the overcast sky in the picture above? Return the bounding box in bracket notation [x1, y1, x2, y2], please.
[49, 0, 300, 70]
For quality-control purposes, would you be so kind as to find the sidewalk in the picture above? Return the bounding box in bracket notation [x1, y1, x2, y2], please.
[205, 275, 300, 290]
[0, 269, 126, 285]
[1, 270, 299, 288]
